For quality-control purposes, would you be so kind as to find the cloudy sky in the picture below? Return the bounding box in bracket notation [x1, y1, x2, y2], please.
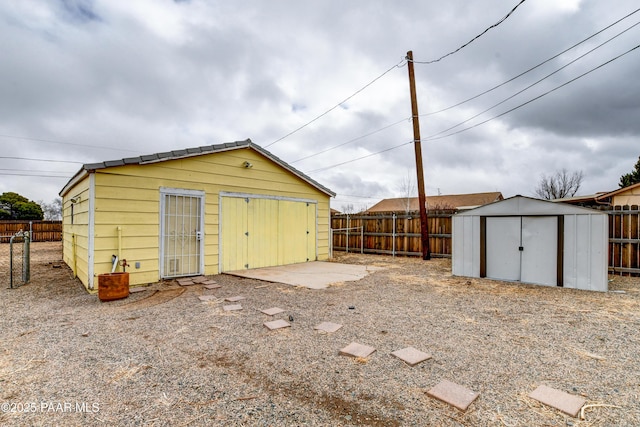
[2, 0, 639, 211]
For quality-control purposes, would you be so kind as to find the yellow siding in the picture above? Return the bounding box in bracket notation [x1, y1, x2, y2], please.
[63, 147, 331, 288]
[61, 175, 91, 288]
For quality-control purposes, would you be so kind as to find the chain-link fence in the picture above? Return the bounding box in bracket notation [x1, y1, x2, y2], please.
[1, 230, 30, 288]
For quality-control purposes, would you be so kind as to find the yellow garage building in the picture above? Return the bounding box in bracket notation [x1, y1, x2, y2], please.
[59, 140, 335, 292]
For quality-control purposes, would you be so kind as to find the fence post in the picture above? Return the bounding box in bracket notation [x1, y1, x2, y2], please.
[23, 231, 30, 284]
[392, 213, 396, 257]
[346, 214, 350, 253]
[361, 226, 364, 254]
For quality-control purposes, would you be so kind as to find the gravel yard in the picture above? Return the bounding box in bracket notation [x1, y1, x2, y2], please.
[1, 242, 639, 426]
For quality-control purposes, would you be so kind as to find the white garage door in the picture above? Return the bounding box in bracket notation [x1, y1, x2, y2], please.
[486, 216, 558, 286]
[220, 196, 317, 271]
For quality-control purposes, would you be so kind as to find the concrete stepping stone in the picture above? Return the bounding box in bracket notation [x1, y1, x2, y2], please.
[314, 322, 343, 333]
[264, 319, 291, 330]
[177, 279, 196, 286]
[192, 276, 208, 284]
[223, 304, 242, 311]
[391, 346, 432, 366]
[129, 287, 148, 294]
[339, 342, 376, 358]
[427, 380, 479, 411]
[261, 307, 285, 316]
[203, 280, 218, 285]
[529, 385, 586, 418]
[198, 295, 218, 302]
[225, 296, 245, 302]
[204, 284, 221, 290]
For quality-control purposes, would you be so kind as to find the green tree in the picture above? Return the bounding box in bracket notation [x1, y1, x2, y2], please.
[619, 156, 640, 188]
[0, 192, 44, 220]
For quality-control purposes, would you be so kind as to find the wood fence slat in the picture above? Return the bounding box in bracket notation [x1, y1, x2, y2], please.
[0, 220, 62, 243]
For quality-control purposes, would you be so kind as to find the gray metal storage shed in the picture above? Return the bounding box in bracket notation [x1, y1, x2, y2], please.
[452, 196, 608, 292]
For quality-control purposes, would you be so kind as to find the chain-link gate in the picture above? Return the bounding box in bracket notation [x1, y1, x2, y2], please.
[9, 230, 30, 288]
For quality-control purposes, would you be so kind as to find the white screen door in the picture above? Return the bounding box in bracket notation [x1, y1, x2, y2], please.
[160, 189, 204, 278]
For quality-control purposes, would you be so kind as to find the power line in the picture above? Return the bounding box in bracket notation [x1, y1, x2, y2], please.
[290, 117, 410, 163]
[423, 43, 640, 142]
[0, 134, 142, 153]
[264, 59, 406, 148]
[0, 168, 72, 173]
[0, 156, 84, 164]
[425, 19, 640, 139]
[307, 140, 413, 173]
[419, 7, 640, 117]
[0, 172, 71, 178]
[410, 0, 527, 65]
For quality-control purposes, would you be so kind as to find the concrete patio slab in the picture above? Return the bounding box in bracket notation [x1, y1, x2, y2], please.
[264, 319, 291, 330]
[225, 296, 245, 302]
[314, 322, 343, 333]
[391, 347, 432, 366]
[427, 380, 479, 411]
[339, 342, 376, 358]
[261, 307, 285, 316]
[529, 385, 586, 417]
[225, 261, 383, 289]
[223, 304, 242, 311]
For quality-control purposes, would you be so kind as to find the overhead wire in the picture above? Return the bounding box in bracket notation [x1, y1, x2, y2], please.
[418, 7, 640, 117]
[289, 117, 410, 163]
[423, 43, 640, 142]
[264, 59, 406, 148]
[283, 2, 528, 170]
[0, 172, 71, 178]
[410, 0, 527, 65]
[307, 140, 413, 173]
[424, 19, 640, 139]
[0, 134, 142, 153]
[0, 156, 84, 164]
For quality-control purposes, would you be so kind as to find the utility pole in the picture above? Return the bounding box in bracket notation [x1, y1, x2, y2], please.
[406, 50, 431, 260]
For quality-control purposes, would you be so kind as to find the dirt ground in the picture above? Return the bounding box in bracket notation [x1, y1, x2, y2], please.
[0, 242, 639, 426]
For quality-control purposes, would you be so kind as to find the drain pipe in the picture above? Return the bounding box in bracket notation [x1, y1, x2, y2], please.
[117, 226, 122, 272]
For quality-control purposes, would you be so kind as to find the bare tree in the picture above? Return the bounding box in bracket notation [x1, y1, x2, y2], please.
[534, 169, 584, 200]
[340, 203, 355, 214]
[396, 170, 417, 212]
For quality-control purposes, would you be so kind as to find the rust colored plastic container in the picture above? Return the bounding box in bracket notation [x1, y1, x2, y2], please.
[98, 272, 130, 302]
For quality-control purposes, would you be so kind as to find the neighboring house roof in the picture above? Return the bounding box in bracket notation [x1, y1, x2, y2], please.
[553, 183, 640, 206]
[595, 182, 640, 203]
[60, 139, 335, 198]
[552, 193, 607, 204]
[365, 192, 503, 212]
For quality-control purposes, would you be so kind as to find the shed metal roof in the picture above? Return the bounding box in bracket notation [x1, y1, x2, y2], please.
[455, 195, 606, 216]
[60, 139, 335, 197]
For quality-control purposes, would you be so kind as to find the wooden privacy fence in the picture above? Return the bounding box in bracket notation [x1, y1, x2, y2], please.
[332, 206, 640, 275]
[331, 210, 455, 258]
[0, 220, 62, 243]
[607, 205, 640, 276]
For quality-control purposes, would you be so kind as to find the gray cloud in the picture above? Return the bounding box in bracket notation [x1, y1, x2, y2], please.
[1, 0, 639, 206]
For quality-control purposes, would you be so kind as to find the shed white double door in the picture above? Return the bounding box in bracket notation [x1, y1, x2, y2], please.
[486, 216, 558, 286]
[221, 195, 317, 271]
